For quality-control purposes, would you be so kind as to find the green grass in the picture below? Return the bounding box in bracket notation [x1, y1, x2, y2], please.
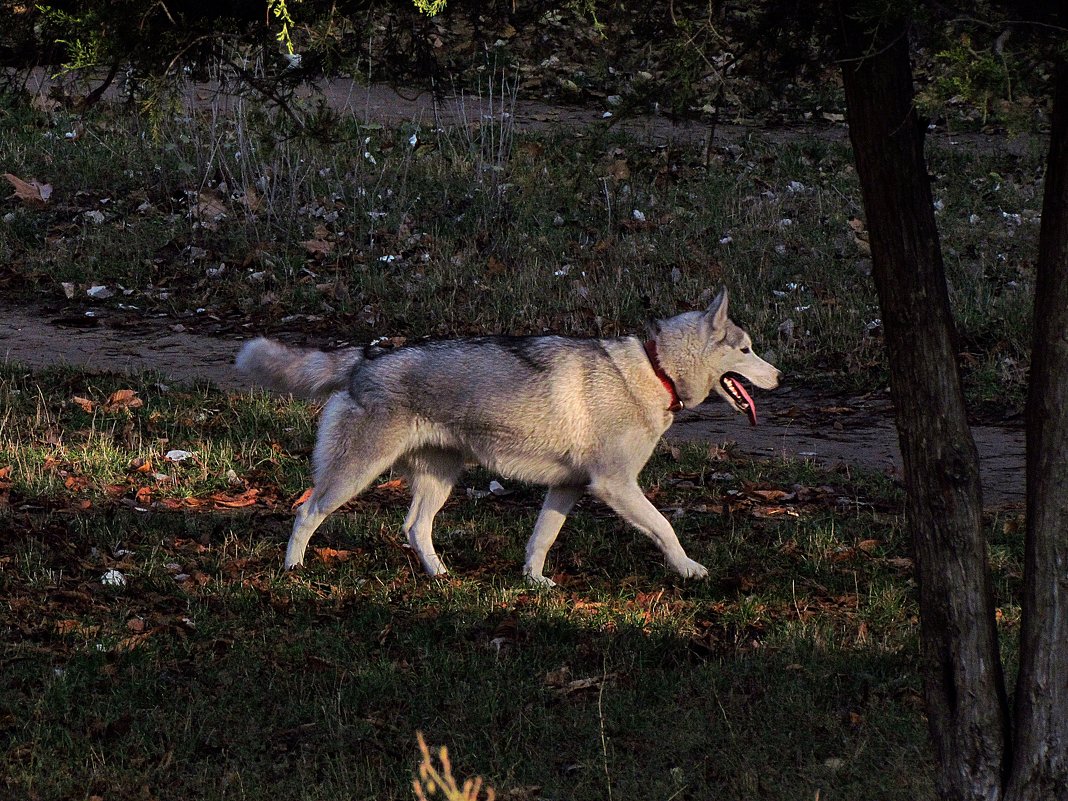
[0, 90, 1037, 798]
[0, 97, 1043, 411]
[0, 365, 1027, 800]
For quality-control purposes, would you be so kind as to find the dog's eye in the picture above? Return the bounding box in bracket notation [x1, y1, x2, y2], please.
[741, 347, 751, 354]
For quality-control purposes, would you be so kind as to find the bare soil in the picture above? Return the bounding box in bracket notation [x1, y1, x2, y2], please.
[2, 302, 1025, 508]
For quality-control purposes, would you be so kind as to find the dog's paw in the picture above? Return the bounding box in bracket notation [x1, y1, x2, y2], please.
[672, 558, 709, 580]
[524, 572, 557, 589]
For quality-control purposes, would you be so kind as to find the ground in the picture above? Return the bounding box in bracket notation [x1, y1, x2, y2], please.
[0, 74, 1036, 801]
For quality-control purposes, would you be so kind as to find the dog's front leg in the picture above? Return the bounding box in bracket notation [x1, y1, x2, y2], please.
[523, 485, 584, 587]
[588, 478, 709, 580]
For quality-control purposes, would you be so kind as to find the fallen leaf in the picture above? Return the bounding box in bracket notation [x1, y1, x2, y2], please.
[55, 619, 99, 636]
[3, 173, 52, 206]
[291, 487, 314, 509]
[31, 93, 60, 113]
[71, 396, 95, 412]
[884, 556, 914, 571]
[113, 630, 156, 653]
[301, 238, 334, 256]
[128, 456, 153, 473]
[748, 488, 795, 502]
[64, 475, 89, 492]
[313, 547, 355, 564]
[209, 488, 260, 508]
[240, 187, 263, 213]
[103, 389, 143, 412]
[486, 255, 507, 276]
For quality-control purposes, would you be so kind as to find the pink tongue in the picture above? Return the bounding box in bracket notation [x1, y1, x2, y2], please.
[729, 377, 757, 426]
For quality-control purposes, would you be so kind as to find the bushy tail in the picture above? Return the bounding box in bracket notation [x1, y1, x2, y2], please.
[235, 337, 363, 399]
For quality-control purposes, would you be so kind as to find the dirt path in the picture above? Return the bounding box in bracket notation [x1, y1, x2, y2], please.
[2, 303, 1025, 508]
[4, 77, 1030, 507]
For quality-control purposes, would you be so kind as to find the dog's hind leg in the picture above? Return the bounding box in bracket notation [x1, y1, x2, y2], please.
[285, 397, 410, 569]
[588, 477, 708, 580]
[523, 485, 584, 588]
[399, 450, 464, 577]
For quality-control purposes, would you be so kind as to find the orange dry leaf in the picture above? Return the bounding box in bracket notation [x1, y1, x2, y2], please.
[210, 488, 260, 508]
[71, 396, 95, 413]
[128, 456, 153, 473]
[54, 620, 79, 635]
[313, 547, 355, 564]
[113, 630, 157, 653]
[64, 475, 89, 492]
[3, 173, 52, 205]
[291, 487, 314, 509]
[103, 389, 143, 412]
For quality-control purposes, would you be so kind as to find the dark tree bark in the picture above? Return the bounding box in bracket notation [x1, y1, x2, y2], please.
[1007, 58, 1068, 801]
[835, 6, 1009, 799]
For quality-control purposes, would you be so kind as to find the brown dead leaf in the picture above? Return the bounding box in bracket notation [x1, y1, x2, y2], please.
[103, 389, 143, 412]
[191, 192, 227, 227]
[71, 396, 95, 413]
[301, 238, 334, 256]
[518, 141, 544, 158]
[3, 173, 53, 206]
[31, 93, 61, 113]
[748, 488, 794, 502]
[313, 547, 356, 564]
[55, 619, 99, 636]
[64, 475, 89, 492]
[608, 158, 630, 181]
[240, 187, 263, 213]
[486, 255, 507, 276]
[128, 456, 153, 474]
[209, 488, 260, 508]
[114, 630, 157, 653]
[751, 505, 799, 519]
[543, 665, 571, 688]
[884, 556, 915, 571]
[291, 487, 314, 509]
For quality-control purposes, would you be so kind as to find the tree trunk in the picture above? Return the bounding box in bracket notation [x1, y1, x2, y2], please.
[835, 7, 1009, 799]
[1007, 58, 1068, 801]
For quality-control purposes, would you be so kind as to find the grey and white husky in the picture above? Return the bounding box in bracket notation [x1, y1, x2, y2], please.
[236, 289, 780, 585]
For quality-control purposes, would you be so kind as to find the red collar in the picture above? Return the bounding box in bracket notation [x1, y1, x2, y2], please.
[643, 340, 684, 412]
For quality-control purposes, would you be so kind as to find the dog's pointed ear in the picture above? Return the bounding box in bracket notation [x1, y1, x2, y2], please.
[704, 287, 729, 332]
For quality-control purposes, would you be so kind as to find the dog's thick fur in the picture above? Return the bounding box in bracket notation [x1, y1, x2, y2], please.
[236, 289, 780, 585]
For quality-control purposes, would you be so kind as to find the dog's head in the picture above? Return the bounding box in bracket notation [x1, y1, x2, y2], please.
[652, 288, 782, 424]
